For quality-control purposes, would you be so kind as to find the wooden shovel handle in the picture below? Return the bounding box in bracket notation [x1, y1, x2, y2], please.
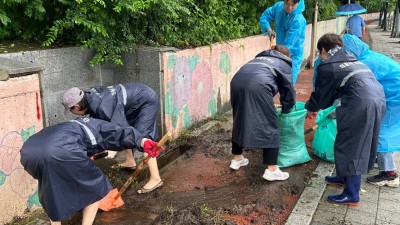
[269, 36, 275, 49]
[114, 132, 172, 199]
[304, 125, 318, 135]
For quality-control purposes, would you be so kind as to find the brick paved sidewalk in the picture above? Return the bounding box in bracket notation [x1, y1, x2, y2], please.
[286, 20, 400, 225]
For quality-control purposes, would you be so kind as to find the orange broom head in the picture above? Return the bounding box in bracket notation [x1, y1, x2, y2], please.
[98, 189, 125, 211]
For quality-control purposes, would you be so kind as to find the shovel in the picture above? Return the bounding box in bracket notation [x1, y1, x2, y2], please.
[269, 36, 275, 49]
[99, 132, 172, 211]
[304, 108, 337, 135]
[304, 125, 318, 135]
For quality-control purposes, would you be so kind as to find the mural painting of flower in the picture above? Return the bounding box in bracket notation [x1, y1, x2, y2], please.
[0, 128, 39, 206]
[187, 61, 213, 121]
[170, 57, 192, 110]
[0, 132, 24, 175]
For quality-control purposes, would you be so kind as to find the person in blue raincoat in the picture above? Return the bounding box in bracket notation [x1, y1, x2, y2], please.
[259, 0, 306, 84]
[230, 45, 296, 181]
[20, 117, 162, 225]
[63, 83, 162, 194]
[306, 33, 385, 206]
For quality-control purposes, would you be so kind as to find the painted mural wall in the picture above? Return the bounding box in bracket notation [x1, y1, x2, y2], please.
[161, 13, 379, 138]
[0, 75, 43, 224]
[162, 36, 270, 137]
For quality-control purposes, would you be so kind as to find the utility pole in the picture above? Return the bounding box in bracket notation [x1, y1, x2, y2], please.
[393, 0, 400, 37]
[310, 1, 319, 68]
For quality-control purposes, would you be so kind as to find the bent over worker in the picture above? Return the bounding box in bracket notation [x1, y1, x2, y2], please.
[259, 0, 306, 84]
[63, 83, 162, 193]
[20, 117, 161, 225]
[230, 45, 296, 181]
[306, 33, 385, 206]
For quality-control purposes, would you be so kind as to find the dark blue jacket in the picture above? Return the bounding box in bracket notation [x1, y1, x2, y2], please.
[306, 47, 385, 176]
[231, 50, 295, 148]
[20, 117, 144, 221]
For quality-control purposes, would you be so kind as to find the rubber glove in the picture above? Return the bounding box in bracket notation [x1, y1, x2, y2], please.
[266, 29, 276, 39]
[143, 139, 164, 157]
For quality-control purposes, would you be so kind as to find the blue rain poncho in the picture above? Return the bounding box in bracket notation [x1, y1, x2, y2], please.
[259, 0, 306, 84]
[342, 34, 400, 153]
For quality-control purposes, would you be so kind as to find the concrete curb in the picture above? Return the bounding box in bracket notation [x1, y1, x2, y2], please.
[285, 161, 335, 225]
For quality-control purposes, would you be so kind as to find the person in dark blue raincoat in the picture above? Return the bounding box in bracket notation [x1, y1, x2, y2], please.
[342, 34, 400, 187]
[63, 83, 162, 193]
[230, 45, 296, 181]
[259, 0, 306, 84]
[305, 33, 385, 206]
[20, 117, 161, 224]
[313, 34, 400, 188]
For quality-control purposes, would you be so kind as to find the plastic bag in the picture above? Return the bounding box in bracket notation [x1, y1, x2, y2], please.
[312, 106, 337, 163]
[277, 102, 311, 167]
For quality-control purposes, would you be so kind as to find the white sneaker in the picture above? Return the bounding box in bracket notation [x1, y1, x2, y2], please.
[262, 168, 289, 181]
[229, 156, 249, 170]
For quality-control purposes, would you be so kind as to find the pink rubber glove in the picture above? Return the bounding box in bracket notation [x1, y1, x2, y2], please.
[143, 140, 164, 157]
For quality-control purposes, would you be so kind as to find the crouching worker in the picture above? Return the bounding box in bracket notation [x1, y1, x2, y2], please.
[230, 45, 296, 181]
[305, 33, 385, 206]
[20, 117, 162, 225]
[63, 83, 162, 193]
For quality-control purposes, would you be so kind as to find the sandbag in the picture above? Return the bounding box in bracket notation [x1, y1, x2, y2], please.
[277, 102, 311, 167]
[312, 106, 337, 163]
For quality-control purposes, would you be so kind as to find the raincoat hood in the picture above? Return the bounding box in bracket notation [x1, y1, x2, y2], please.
[342, 34, 370, 59]
[292, 0, 305, 15]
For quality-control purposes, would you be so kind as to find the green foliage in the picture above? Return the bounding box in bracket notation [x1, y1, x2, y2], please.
[0, 0, 388, 65]
[304, 0, 344, 23]
[365, 0, 397, 12]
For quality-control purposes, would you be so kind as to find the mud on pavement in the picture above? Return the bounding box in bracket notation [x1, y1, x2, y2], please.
[93, 110, 318, 225]
[91, 69, 318, 225]
[8, 68, 319, 225]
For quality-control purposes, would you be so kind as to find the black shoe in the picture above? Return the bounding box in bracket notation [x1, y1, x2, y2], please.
[325, 176, 344, 185]
[367, 172, 399, 187]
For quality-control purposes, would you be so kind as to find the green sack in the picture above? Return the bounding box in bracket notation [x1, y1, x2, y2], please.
[312, 106, 337, 163]
[277, 102, 312, 168]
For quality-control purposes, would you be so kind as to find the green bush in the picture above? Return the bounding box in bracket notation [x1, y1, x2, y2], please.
[0, 0, 386, 65]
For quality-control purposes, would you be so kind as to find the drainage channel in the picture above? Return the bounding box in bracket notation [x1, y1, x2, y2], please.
[79, 114, 319, 225]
